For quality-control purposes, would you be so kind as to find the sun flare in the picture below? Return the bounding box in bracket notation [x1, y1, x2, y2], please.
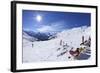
[36, 15, 42, 22]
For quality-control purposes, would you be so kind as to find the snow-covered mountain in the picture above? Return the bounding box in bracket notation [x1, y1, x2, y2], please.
[23, 31, 38, 42]
[23, 30, 57, 41]
[22, 26, 91, 63]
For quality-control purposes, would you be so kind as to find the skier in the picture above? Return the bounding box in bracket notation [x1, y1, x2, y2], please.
[32, 43, 33, 47]
[32, 41, 34, 47]
[79, 47, 85, 53]
[69, 48, 80, 57]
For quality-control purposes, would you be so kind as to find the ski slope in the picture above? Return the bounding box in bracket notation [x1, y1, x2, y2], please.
[22, 26, 91, 63]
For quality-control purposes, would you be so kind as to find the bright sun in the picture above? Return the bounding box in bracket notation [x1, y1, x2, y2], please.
[36, 15, 42, 22]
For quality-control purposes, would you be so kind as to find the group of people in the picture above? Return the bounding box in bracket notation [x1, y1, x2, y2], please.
[58, 36, 91, 59]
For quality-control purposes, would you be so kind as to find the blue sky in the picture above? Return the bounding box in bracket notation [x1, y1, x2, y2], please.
[22, 10, 91, 33]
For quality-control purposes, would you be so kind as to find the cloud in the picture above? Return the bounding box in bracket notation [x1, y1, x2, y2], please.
[37, 21, 68, 32]
[37, 25, 55, 32]
[50, 21, 68, 31]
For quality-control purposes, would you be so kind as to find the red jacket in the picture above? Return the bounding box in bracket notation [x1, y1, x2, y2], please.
[69, 49, 80, 57]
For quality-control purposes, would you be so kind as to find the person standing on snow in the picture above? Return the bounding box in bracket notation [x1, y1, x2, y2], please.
[32, 41, 34, 47]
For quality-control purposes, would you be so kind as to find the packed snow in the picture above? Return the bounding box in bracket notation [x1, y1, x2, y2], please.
[22, 26, 91, 63]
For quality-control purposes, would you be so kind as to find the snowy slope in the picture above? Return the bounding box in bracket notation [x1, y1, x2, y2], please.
[23, 26, 91, 63]
[57, 26, 91, 50]
[23, 31, 38, 42]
